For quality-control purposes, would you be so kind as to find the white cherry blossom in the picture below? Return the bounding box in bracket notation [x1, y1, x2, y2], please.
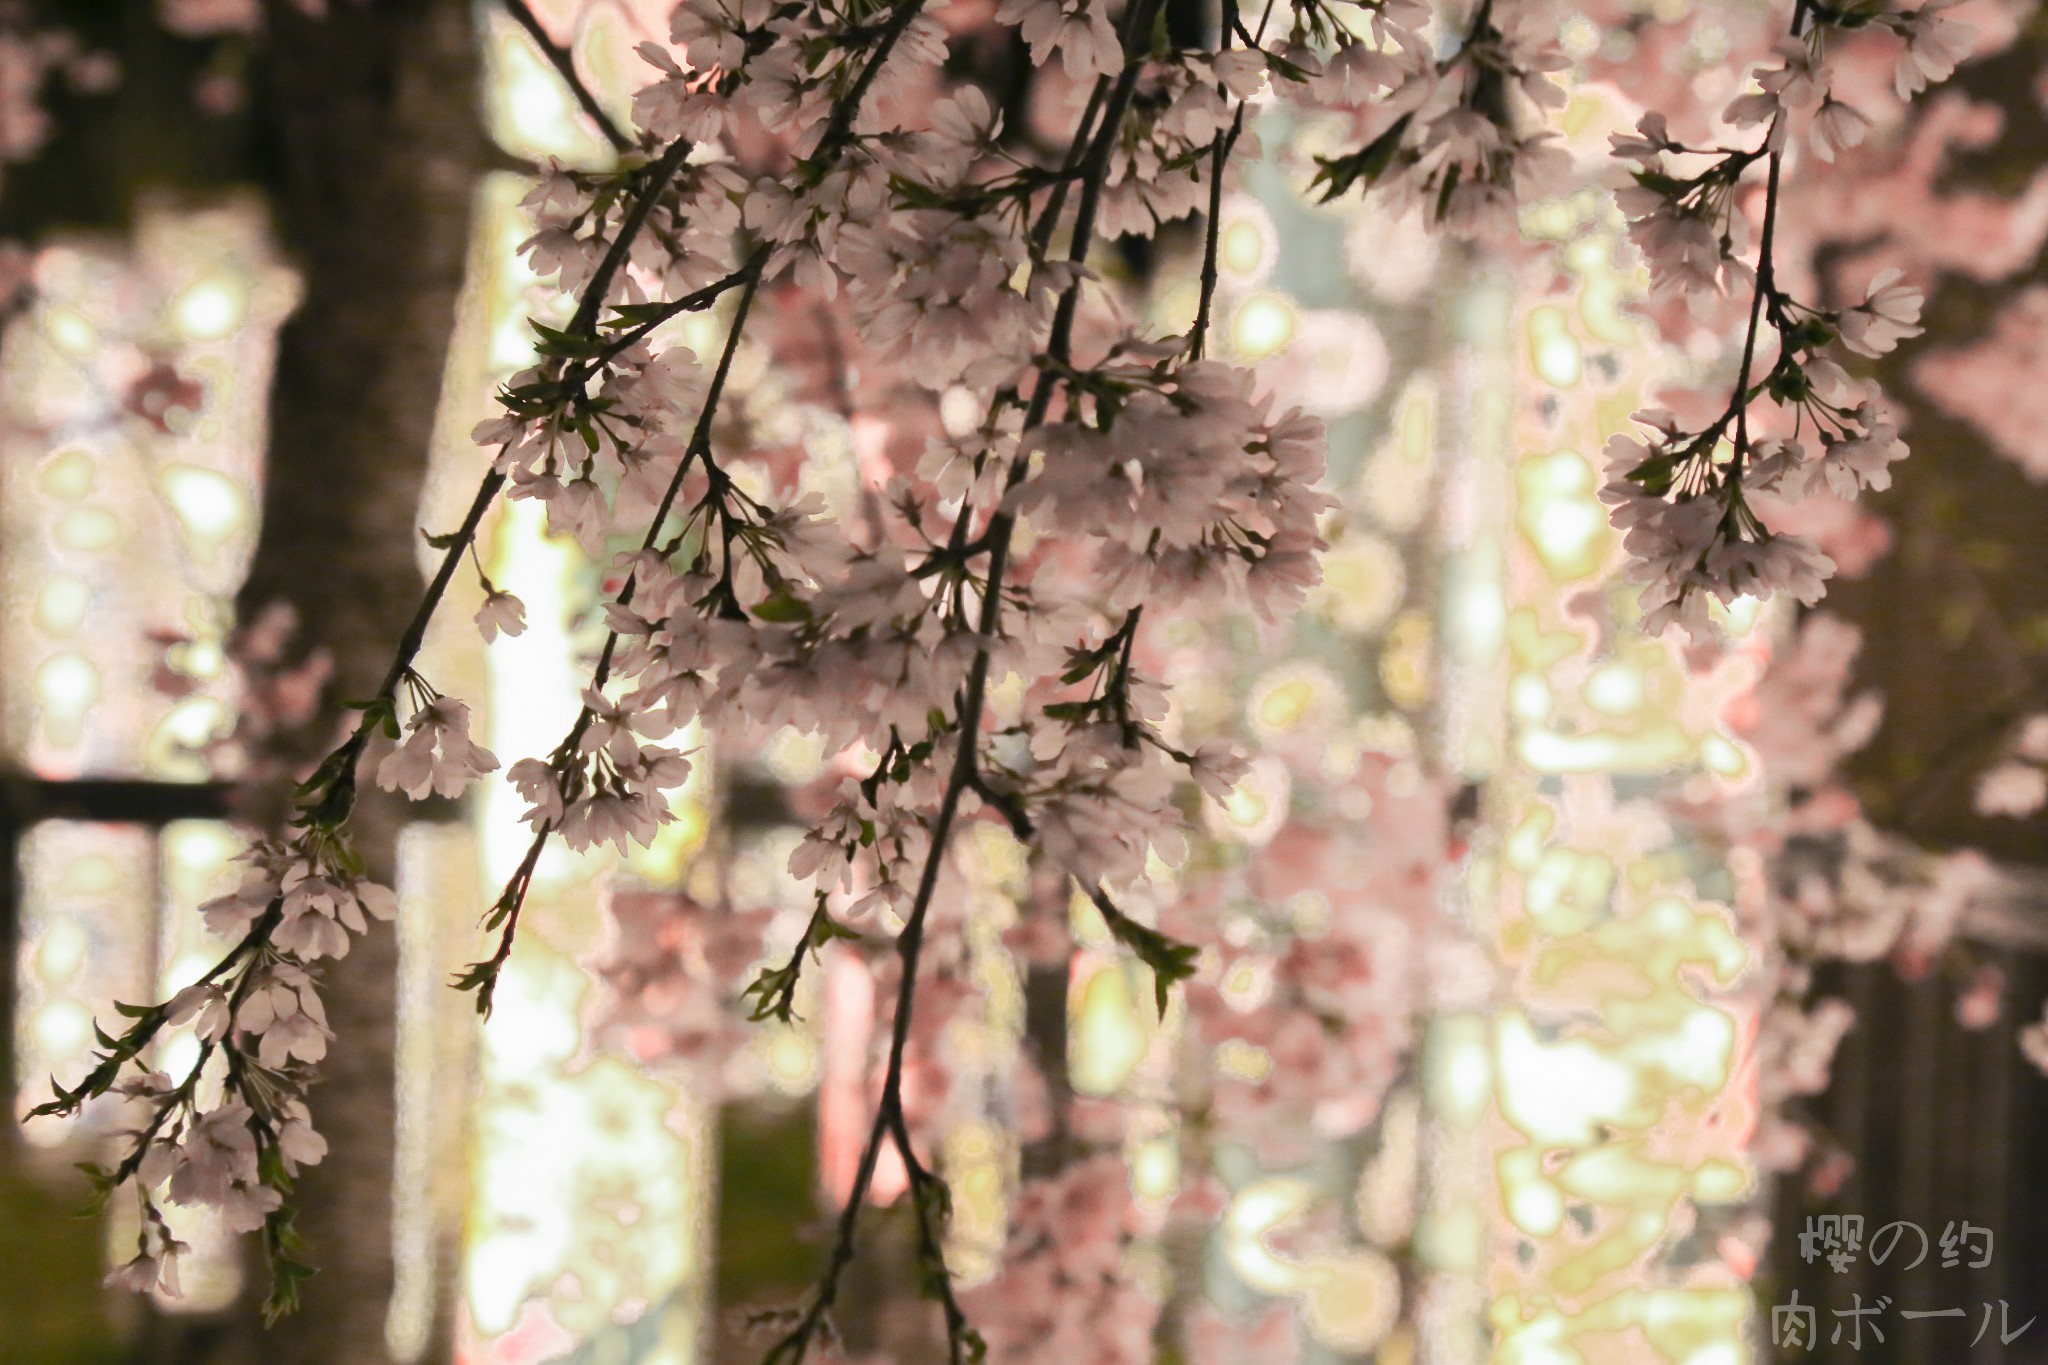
[375, 696, 499, 801]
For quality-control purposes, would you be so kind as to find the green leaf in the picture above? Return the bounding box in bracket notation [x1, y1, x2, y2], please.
[742, 962, 801, 1023]
[1261, 47, 1311, 83]
[1099, 908, 1200, 1018]
[529, 321, 605, 360]
[330, 840, 366, 879]
[74, 1162, 116, 1215]
[1311, 115, 1413, 203]
[260, 1256, 315, 1326]
[751, 588, 814, 623]
[813, 913, 862, 945]
[1783, 318, 1835, 355]
[257, 1142, 292, 1190]
[1630, 167, 1689, 198]
[1626, 453, 1678, 496]
[450, 960, 497, 993]
[1765, 367, 1812, 405]
[605, 300, 682, 325]
[480, 894, 517, 933]
[292, 752, 348, 798]
[1146, 942, 1199, 1016]
[272, 1219, 311, 1257]
[451, 958, 508, 1017]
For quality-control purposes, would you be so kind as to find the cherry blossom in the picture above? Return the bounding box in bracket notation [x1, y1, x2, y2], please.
[375, 694, 501, 800]
[475, 586, 528, 641]
[1602, 0, 1973, 633]
[1975, 762, 2048, 818]
[957, 1155, 1160, 1365]
[29, 0, 2019, 1347]
[1836, 268, 1925, 357]
[1305, 0, 1569, 243]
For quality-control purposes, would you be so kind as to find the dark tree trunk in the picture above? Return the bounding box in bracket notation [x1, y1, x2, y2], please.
[229, 4, 486, 1363]
[1830, 20, 2048, 863]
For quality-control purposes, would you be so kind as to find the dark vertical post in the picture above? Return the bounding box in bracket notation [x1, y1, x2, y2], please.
[0, 778, 22, 1148]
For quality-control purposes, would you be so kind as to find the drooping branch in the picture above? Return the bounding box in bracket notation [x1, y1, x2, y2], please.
[754, 1, 1294, 1356]
[37, 53, 711, 1319]
[453, 0, 941, 1007]
[1601, 0, 1955, 632]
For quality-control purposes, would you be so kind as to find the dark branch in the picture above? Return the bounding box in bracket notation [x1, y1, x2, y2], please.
[501, 0, 636, 153]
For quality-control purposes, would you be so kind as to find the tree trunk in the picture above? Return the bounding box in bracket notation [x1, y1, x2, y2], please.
[229, 3, 486, 1363]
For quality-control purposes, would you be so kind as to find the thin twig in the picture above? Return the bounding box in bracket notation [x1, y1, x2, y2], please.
[502, 0, 636, 153]
[1727, 0, 1810, 477]
[1188, 0, 1240, 362]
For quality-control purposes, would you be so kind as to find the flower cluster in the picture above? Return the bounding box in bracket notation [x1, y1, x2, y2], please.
[376, 691, 500, 801]
[51, 0, 1572, 1342]
[1714, 613, 1999, 1178]
[589, 889, 779, 1079]
[1304, 0, 1569, 241]
[449, 2, 1370, 1354]
[956, 1154, 1160, 1365]
[0, 17, 106, 187]
[37, 826, 393, 1316]
[1092, 49, 1269, 241]
[1972, 715, 2048, 818]
[1915, 286, 2048, 482]
[1601, 1, 1973, 634]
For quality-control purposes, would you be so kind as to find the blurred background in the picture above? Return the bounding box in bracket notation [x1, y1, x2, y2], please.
[3, 1, 2048, 1363]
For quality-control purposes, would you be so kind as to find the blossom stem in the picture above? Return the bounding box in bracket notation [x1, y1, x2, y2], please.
[39, 95, 717, 1316]
[572, 136, 701, 335]
[966, 769, 1034, 838]
[464, 827, 549, 1017]
[642, 266, 766, 550]
[800, 0, 941, 184]
[312, 134, 704, 829]
[109, 1045, 211, 1184]
[1729, 150, 1785, 464]
[31, 899, 280, 1117]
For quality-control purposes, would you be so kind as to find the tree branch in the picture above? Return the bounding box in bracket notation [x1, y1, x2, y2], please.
[501, 0, 635, 153]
